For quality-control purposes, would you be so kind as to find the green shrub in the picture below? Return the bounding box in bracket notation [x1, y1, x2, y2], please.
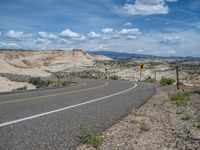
[142, 76, 154, 83]
[80, 126, 103, 149]
[29, 77, 52, 88]
[140, 122, 150, 132]
[160, 77, 175, 86]
[171, 92, 190, 106]
[62, 80, 69, 86]
[110, 75, 120, 80]
[197, 124, 200, 129]
[35, 81, 52, 88]
[29, 77, 42, 85]
[181, 112, 192, 120]
[13, 86, 27, 91]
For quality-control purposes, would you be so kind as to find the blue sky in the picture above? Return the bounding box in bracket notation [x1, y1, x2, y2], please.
[0, 0, 200, 56]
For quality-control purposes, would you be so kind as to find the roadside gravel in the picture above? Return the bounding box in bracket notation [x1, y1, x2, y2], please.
[77, 85, 200, 150]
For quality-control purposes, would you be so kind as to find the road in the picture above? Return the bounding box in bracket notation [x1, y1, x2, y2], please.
[0, 79, 155, 150]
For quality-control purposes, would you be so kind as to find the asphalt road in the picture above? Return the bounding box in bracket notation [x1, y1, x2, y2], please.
[0, 79, 155, 150]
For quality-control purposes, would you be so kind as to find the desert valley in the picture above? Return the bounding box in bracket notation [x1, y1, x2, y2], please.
[0, 49, 199, 92]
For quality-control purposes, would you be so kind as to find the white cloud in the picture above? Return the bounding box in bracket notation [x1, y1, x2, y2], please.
[59, 29, 86, 42]
[34, 38, 51, 45]
[112, 34, 121, 39]
[136, 49, 144, 53]
[166, 50, 176, 54]
[160, 36, 181, 44]
[6, 30, 31, 39]
[83, 28, 199, 56]
[93, 45, 108, 51]
[122, 0, 178, 15]
[119, 28, 141, 35]
[60, 29, 81, 38]
[126, 35, 137, 40]
[124, 22, 132, 26]
[58, 38, 72, 45]
[88, 31, 101, 38]
[101, 28, 113, 34]
[38, 31, 57, 39]
[149, 49, 176, 55]
[72, 35, 86, 42]
[123, 3, 168, 15]
[1, 26, 199, 57]
[0, 42, 19, 48]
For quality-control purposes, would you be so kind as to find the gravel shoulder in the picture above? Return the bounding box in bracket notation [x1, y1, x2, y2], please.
[77, 85, 200, 150]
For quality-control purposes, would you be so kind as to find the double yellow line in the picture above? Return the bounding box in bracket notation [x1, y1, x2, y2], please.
[0, 81, 109, 105]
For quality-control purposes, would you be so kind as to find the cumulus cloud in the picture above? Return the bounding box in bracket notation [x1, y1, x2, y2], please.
[1, 26, 199, 57]
[38, 31, 57, 39]
[58, 38, 72, 45]
[119, 28, 141, 35]
[35, 38, 51, 44]
[6, 30, 31, 39]
[88, 31, 101, 38]
[160, 36, 182, 44]
[60, 29, 81, 38]
[72, 35, 86, 42]
[122, 0, 178, 15]
[59, 29, 86, 42]
[101, 28, 113, 34]
[0, 42, 19, 48]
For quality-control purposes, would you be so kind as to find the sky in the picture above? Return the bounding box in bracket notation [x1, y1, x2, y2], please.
[0, 0, 200, 57]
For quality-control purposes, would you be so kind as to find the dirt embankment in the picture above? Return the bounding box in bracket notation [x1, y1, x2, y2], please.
[77, 85, 200, 150]
[0, 76, 35, 93]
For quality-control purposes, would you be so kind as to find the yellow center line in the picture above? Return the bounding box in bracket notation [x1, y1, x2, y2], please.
[0, 81, 109, 105]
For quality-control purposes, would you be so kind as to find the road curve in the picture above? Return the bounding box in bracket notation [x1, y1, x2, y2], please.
[0, 79, 155, 150]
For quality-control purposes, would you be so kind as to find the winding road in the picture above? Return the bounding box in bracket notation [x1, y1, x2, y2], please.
[0, 79, 155, 150]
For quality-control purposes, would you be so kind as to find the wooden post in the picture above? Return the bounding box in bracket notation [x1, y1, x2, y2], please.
[72, 50, 75, 79]
[176, 65, 179, 90]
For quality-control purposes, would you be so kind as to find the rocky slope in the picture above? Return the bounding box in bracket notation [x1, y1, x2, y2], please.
[0, 49, 96, 77]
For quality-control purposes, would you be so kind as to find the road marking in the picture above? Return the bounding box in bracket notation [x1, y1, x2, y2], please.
[0, 81, 108, 105]
[0, 83, 137, 128]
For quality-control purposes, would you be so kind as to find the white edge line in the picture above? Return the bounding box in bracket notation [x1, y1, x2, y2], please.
[0, 83, 137, 128]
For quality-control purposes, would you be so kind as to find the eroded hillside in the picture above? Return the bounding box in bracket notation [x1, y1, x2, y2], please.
[0, 49, 95, 77]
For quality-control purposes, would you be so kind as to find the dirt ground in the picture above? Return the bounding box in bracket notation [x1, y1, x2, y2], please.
[0, 76, 35, 92]
[77, 85, 200, 150]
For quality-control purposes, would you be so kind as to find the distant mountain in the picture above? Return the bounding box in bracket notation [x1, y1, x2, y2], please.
[87, 51, 158, 60]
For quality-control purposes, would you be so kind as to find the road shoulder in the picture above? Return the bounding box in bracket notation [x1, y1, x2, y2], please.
[77, 85, 200, 150]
